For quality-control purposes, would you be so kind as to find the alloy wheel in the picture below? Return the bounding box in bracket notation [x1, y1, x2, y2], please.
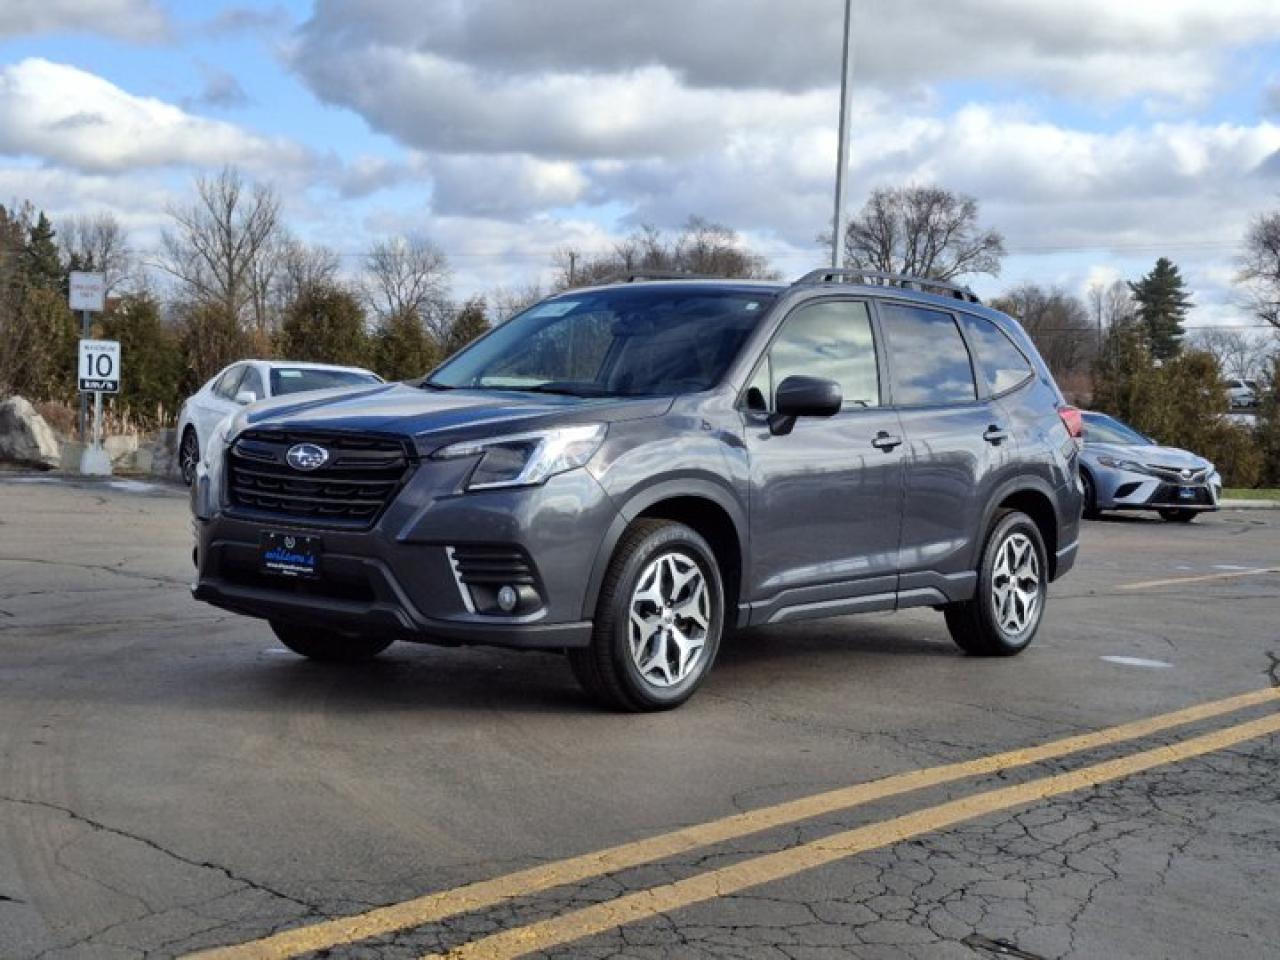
[180, 431, 199, 486]
[991, 531, 1041, 634]
[628, 550, 711, 688]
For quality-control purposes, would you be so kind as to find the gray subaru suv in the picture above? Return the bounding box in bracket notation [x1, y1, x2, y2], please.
[192, 269, 1082, 710]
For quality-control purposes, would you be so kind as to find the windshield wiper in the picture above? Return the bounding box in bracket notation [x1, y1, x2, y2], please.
[418, 379, 456, 390]
[519, 382, 616, 398]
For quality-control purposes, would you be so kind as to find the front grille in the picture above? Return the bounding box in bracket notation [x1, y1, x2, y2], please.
[227, 429, 414, 528]
[1146, 464, 1209, 484]
[449, 546, 538, 586]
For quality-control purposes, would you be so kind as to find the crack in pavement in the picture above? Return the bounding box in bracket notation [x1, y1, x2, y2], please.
[1266, 651, 1280, 689]
[0, 793, 319, 958]
[0, 555, 187, 588]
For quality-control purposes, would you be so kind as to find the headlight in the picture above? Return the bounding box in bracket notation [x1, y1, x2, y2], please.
[1096, 456, 1147, 473]
[204, 415, 235, 468]
[434, 423, 607, 491]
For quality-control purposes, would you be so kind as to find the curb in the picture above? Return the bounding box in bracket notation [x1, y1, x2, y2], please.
[1221, 499, 1280, 510]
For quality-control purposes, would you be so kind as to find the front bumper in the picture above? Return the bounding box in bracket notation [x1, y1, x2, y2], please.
[191, 461, 616, 650]
[1097, 467, 1222, 513]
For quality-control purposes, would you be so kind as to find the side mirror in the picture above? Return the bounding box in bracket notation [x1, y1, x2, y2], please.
[769, 375, 842, 436]
[234, 389, 258, 405]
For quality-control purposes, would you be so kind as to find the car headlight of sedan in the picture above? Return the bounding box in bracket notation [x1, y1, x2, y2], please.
[1096, 456, 1148, 474]
[434, 423, 607, 491]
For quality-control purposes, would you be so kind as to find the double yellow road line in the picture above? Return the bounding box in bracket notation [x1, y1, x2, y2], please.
[189, 687, 1280, 960]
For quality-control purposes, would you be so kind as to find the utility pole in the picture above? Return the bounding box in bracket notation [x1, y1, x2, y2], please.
[568, 251, 577, 288]
[831, 0, 855, 270]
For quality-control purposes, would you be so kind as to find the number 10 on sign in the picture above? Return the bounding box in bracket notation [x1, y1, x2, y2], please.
[79, 339, 121, 393]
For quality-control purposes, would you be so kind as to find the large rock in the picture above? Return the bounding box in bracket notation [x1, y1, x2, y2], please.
[0, 396, 60, 469]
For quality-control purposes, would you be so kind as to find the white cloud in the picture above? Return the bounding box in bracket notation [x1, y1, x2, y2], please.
[0, 0, 168, 42]
[428, 155, 590, 218]
[0, 59, 308, 174]
[295, 0, 1280, 103]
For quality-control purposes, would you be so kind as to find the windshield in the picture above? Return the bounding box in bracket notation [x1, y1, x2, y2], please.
[1083, 412, 1151, 445]
[271, 368, 381, 397]
[427, 287, 776, 396]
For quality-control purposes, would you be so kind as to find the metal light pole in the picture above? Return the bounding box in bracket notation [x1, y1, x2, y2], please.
[831, 0, 855, 269]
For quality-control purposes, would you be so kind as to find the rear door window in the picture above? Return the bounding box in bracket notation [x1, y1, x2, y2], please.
[958, 314, 1034, 396]
[879, 304, 977, 406]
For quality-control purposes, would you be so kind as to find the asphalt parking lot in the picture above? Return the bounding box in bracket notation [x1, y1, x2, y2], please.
[1, 475, 1278, 960]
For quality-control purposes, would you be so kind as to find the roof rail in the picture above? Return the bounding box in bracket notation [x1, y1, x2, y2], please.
[793, 268, 981, 304]
[605, 269, 722, 284]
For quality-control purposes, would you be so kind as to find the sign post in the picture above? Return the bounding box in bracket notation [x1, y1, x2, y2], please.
[69, 272, 115, 476]
[77, 338, 120, 476]
[70, 272, 107, 442]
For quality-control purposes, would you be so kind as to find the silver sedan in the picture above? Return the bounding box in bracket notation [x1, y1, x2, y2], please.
[1079, 411, 1222, 523]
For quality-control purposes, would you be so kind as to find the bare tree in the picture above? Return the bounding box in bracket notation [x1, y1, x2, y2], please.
[842, 185, 1005, 281]
[1238, 211, 1280, 328]
[273, 236, 342, 309]
[1192, 327, 1271, 382]
[992, 284, 1095, 378]
[1087, 279, 1137, 333]
[159, 166, 282, 339]
[363, 235, 453, 341]
[554, 216, 776, 290]
[60, 212, 133, 293]
[488, 282, 546, 323]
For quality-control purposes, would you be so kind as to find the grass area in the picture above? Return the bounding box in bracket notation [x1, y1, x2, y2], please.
[1224, 488, 1280, 501]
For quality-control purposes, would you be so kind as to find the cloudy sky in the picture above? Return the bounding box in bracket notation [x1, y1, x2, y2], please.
[2, 0, 1279, 324]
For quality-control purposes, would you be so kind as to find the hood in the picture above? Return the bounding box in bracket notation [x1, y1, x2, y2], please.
[1083, 441, 1212, 470]
[233, 382, 672, 449]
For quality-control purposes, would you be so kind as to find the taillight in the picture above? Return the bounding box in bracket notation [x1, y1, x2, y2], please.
[1058, 405, 1083, 448]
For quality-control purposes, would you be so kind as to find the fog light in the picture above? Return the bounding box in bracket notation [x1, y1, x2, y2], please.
[497, 585, 519, 612]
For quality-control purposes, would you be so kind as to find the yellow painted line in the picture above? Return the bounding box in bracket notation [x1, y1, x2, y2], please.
[430, 710, 1280, 960]
[183, 687, 1278, 960]
[1119, 568, 1280, 591]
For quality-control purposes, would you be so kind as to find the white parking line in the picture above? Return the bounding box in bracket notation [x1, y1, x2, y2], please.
[1101, 656, 1172, 669]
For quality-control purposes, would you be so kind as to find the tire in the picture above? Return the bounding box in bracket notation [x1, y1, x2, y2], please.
[270, 620, 393, 662]
[179, 427, 200, 487]
[1159, 508, 1198, 523]
[569, 519, 724, 712]
[1080, 470, 1101, 519]
[945, 510, 1048, 657]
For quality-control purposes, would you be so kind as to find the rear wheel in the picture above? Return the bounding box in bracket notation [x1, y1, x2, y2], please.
[569, 519, 723, 712]
[1159, 508, 1198, 523]
[179, 427, 199, 487]
[269, 621, 393, 662]
[945, 510, 1047, 657]
[1080, 470, 1100, 519]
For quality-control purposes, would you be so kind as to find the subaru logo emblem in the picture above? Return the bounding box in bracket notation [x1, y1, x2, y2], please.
[286, 443, 329, 471]
[1180, 468, 1192, 479]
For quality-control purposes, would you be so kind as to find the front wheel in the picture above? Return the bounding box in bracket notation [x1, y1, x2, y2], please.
[945, 510, 1048, 657]
[270, 621, 393, 662]
[1159, 508, 1198, 523]
[1081, 470, 1101, 519]
[569, 519, 724, 712]
[179, 427, 200, 487]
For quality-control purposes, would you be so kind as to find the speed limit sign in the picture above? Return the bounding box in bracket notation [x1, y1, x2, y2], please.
[79, 339, 121, 393]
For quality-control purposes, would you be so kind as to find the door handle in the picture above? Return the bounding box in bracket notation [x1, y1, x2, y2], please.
[871, 431, 903, 451]
[983, 425, 1009, 445]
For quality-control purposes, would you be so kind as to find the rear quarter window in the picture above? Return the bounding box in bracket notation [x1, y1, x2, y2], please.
[958, 313, 1035, 396]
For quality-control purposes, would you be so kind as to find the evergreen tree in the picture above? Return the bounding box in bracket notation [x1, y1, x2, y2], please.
[444, 296, 490, 357]
[372, 309, 440, 382]
[277, 285, 370, 367]
[1129, 258, 1190, 360]
[23, 212, 64, 292]
[100, 293, 185, 426]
